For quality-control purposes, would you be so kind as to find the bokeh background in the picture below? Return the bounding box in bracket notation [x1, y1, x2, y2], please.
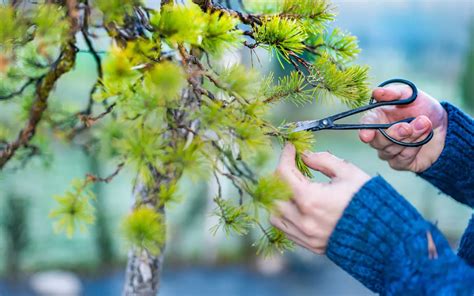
[0, 0, 473, 295]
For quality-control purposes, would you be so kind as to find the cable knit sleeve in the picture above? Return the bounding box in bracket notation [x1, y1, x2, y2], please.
[418, 102, 474, 207]
[326, 176, 474, 295]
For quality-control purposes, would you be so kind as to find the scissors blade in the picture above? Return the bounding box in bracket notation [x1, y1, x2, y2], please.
[292, 120, 321, 133]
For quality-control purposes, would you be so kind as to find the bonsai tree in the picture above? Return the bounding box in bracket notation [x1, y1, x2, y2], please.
[0, 0, 369, 294]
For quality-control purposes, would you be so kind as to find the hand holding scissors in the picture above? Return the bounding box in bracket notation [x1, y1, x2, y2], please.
[292, 79, 434, 148]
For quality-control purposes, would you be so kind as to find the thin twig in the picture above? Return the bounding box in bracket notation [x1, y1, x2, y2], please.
[86, 162, 125, 184]
[0, 79, 38, 101]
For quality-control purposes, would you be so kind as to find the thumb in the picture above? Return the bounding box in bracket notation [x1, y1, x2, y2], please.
[276, 143, 306, 186]
[301, 151, 350, 179]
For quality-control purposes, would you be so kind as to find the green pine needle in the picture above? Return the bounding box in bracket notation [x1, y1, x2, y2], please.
[262, 71, 315, 105]
[252, 174, 293, 209]
[255, 226, 295, 256]
[253, 16, 307, 64]
[311, 53, 370, 108]
[155, 2, 206, 45]
[49, 179, 96, 238]
[281, 0, 335, 34]
[143, 61, 186, 104]
[122, 207, 166, 256]
[307, 28, 361, 64]
[282, 130, 315, 177]
[201, 11, 243, 56]
[210, 198, 252, 236]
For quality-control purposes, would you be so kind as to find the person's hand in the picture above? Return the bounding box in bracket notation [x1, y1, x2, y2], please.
[359, 85, 448, 173]
[270, 144, 371, 254]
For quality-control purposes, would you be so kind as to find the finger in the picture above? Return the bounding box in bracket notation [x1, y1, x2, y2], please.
[270, 216, 326, 254]
[270, 213, 319, 252]
[270, 215, 301, 239]
[372, 85, 412, 103]
[279, 143, 297, 169]
[378, 116, 432, 160]
[389, 117, 433, 169]
[274, 201, 299, 221]
[374, 122, 413, 159]
[285, 233, 315, 252]
[359, 111, 385, 144]
[370, 121, 413, 150]
[359, 129, 376, 143]
[301, 151, 350, 179]
[277, 143, 307, 186]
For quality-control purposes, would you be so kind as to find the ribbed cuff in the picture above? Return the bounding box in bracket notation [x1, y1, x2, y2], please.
[458, 214, 474, 267]
[418, 102, 474, 206]
[326, 176, 426, 292]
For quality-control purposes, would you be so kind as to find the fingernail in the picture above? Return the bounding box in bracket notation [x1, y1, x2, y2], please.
[398, 125, 410, 137]
[414, 117, 427, 131]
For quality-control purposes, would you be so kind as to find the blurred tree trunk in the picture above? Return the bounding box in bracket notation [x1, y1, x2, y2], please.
[3, 194, 28, 280]
[461, 20, 474, 111]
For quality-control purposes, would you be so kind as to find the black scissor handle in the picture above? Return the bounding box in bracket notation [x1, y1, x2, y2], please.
[369, 78, 419, 106]
[379, 117, 434, 148]
[368, 79, 432, 147]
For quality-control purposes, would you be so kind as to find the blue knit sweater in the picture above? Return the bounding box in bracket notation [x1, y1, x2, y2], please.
[326, 102, 474, 295]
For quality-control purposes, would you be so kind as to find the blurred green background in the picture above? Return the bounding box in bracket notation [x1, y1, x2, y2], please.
[0, 0, 473, 295]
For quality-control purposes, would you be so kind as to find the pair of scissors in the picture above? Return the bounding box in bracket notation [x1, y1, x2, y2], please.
[291, 78, 434, 148]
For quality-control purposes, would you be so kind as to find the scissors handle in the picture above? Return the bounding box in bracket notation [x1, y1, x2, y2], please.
[371, 79, 432, 148]
[319, 78, 433, 148]
[369, 78, 418, 106]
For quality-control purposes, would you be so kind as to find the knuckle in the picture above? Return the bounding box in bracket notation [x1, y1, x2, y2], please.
[300, 219, 318, 237]
[298, 199, 314, 214]
[388, 160, 405, 171]
[381, 144, 397, 155]
[377, 150, 390, 160]
[269, 216, 280, 228]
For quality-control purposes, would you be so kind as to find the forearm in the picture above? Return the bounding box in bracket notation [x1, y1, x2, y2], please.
[327, 176, 474, 294]
[418, 102, 474, 206]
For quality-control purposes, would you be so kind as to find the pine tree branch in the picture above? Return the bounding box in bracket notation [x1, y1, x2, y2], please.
[209, 2, 262, 26]
[86, 162, 125, 184]
[0, 1, 80, 169]
[0, 78, 38, 101]
[0, 43, 77, 170]
[80, 6, 104, 116]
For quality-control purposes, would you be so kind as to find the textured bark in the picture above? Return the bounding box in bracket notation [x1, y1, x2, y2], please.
[123, 249, 164, 296]
[122, 175, 167, 296]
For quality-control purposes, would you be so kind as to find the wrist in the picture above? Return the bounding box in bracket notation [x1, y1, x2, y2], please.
[424, 106, 448, 171]
[411, 103, 448, 173]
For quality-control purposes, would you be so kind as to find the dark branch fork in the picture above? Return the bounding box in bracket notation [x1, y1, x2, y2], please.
[0, 0, 81, 170]
[0, 44, 78, 170]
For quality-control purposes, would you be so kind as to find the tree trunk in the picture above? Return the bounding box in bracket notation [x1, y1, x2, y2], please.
[121, 95, 199, 295]
[122, 173, 167, 296]
[122, 248, 165, 296]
